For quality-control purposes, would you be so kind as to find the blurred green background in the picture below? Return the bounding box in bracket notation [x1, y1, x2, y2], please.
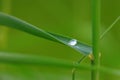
[0, 0, 120, 80]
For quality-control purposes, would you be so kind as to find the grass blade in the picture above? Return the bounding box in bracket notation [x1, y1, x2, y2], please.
[0, 12, 92, 55]
[100, 16, 120, 39]
[0, 52, 86, 69]
[0, 52, 120, 76]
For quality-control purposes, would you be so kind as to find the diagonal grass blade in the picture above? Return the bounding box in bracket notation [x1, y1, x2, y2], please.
[0, 12, 92, 55]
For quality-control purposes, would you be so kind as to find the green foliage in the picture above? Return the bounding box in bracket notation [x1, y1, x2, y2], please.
[0, 0, 120, 80]
[0, 12, 92, 55]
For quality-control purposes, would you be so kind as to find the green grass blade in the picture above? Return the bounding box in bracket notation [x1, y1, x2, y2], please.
[0, 52, 120, 76]
[0, 12, 92, 55]
[100, 16, 120, 39]
[0, 52, 86, 69]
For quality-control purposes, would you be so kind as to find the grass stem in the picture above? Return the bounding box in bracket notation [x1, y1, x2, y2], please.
[72, 55, 86, 80]
[91, 0, 101, 80]
[100, 16, 120, 39]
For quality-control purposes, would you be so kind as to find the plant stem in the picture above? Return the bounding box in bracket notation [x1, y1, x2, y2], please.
[0, 0, 11, 49]
[100, 16, 120, 39]
[91, 0, 100, 80]
[72, 55, 86, 80]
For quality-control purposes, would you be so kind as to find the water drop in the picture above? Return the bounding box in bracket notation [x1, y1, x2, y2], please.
[68, 39, 77, 46]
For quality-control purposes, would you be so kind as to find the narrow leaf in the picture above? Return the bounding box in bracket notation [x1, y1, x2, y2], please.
[0, 52, 120, 76]
[0, 12, 92, 55]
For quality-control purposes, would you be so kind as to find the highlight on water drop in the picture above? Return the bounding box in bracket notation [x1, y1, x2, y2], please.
[68, 39, 77, 46]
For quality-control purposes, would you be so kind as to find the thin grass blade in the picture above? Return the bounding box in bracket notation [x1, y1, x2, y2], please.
[0, 52, 120, 76]
[0, 12, 92, 55]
